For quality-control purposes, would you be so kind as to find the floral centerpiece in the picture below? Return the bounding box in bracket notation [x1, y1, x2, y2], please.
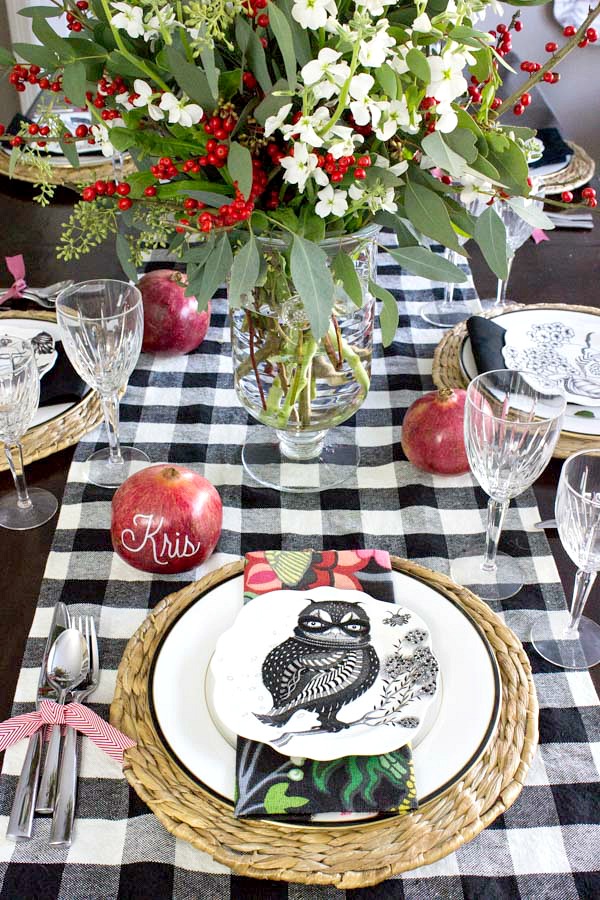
[1, 0, 598, 486]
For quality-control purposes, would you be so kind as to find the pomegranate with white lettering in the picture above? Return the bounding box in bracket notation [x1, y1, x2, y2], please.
[111, 464, 222, 574]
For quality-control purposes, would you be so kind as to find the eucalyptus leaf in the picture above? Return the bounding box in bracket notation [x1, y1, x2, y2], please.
[62, 60, 87, 107]
[443, 128, 478, 165]
[0, 46, 15, 66]
[267, 1, 297, 89]
[229, 234, 260, 307]
[183, 243, 214, 265]
[421, 130, 468, 179]
[406, 47, 431, 82]
[8, 146, 21, 179]
[506, 198, 555, 230]
[19, 6, 63, 17]
[228, 141, 253, 200]
[278, 0, 311, 65]
[58, 137, 80, 168]
[486, 141, 529, 194]
[375, 64, 397, 99]
[12, 43, 59, 70]
[235, 17, 272, 93]
[387, 246, 468, 283]
[448, 25, 490, 48]
[369, 280, 398, 347]
[32, 18, 75, 59]
[105, 50, 146, 78]
[474, 206, 508, 280]
[290, 235, 335, 339]
[333, 253, 363, 307]
[116, 233, 138, 283]
[404, 181, 463, 254]
[166, 46, 214, 109]
[195, 234, 233, 308]
[199, 45, 220, 101]
[374, 211, 418, 246]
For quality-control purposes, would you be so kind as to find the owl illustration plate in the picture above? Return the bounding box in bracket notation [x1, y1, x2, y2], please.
[208, 587, 439, 760]
[460, 308, 600, 437]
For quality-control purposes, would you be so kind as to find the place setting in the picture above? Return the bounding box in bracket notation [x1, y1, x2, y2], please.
[1, 0, 600, 895]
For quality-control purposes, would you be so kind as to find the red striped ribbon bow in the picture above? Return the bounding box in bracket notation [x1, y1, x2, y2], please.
[0, 699, 135, 764]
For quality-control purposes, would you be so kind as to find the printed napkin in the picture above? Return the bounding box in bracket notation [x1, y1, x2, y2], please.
[234, 549, 417, 820]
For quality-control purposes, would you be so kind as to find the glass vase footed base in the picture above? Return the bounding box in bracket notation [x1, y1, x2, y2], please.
[242, 428, 360, 493]
[85, 446, 150, 489]
[0, 487, 58, 530]
[531, 613, 600, 669]
[420, 299, 484, 328]
[450, 546, 523, 601]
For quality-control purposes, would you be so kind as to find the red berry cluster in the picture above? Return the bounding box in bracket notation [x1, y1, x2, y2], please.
[196, 163, 267, 232]
[562, 186, 597, 207]
[488, 22, 514, 58]
[318, 153, 369, 183]
[9, 64, 44, 93]
[66, 0, 89, 32]
[81, 179, 118, 202]
[203, 113, 236, 139]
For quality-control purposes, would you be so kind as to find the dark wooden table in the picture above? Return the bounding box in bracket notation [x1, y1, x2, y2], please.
[1, 176, 599, 724]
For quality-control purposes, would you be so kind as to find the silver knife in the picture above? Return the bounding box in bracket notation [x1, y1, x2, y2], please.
[6, 602, 70, 840]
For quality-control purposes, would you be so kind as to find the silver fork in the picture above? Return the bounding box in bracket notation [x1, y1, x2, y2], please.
[49, 615, 99, 847]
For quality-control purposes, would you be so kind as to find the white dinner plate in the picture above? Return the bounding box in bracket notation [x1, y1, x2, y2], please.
[150, 569, 501, 824]
[0, 315, 91, 428]
[460, 308, 600, 437]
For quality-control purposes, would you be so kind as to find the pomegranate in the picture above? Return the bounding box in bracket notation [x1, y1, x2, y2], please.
[139, 269, 210, 354]
[401, 388, 470, 475]
[111, 464, 222, 574]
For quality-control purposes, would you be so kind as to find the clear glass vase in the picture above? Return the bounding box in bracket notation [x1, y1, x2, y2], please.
[230, 225, 379, 492]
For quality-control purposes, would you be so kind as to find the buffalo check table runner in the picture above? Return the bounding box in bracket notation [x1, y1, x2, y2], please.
[0, 234, 599, 899]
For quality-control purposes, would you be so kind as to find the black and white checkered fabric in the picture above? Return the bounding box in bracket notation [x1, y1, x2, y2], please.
[1, 235, 599, 899]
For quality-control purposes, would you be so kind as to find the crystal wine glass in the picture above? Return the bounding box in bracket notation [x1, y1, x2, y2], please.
[0, 336, 58, 529]
[531, 449, 600, 669]
[56, 280, 149, 488]
[452, 369, 565, 601]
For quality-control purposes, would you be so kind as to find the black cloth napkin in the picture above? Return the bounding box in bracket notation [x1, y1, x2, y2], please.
[40, 341, 88, 407]
[529, 127, 573, 171]
[466, 316, 507, 375]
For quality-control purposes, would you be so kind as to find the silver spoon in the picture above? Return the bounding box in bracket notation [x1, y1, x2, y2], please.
[35, 628, 89, 814]
[25, 280, 74, 299]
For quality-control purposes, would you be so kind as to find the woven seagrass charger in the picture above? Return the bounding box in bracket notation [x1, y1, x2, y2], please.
[0, 310, 103, 472]
[540, 142, 596, 193]
[111, 556, 538, 889]
[432, 302, 600, 460]
[0, 150, 135, 190]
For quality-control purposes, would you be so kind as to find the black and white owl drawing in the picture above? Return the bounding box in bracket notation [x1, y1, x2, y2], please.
[255, 599, 380, 733]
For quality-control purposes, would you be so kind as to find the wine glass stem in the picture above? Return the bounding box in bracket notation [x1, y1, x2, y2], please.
[495, 254, 514, 307]
[443, 250, 459, 307]
[565, 568, 597, 637]
[5, 443, 32, 510]
[482, 498, 508, 572]
[100, 390, 123, 466]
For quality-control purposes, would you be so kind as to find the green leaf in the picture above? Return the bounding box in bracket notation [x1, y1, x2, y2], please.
[387, 246, 468, 283]
[506, 197, 554, 230]
[227, 141, 253, 201]
[406, 47, 430, 82]
[166, 46, 214, 109]
[300, 208, 325, 242]
[575, 409, 595, 418]
[263, 782, 310, 814]
[421, 130, 468, 179]
[235, 17, 272, 93]
[199, 45, 220, 101]
[116, 233, 138, 282]
[185, 189, 233, 207]
[58, 137, 80, 168]
[105, 50, 146, 78]
[474, 206, 508, 280]
[374, 211, 418, 247]
[12, 43, 59, 70]
[0, 46, 15, 66]
[404, 181, 463, 254]
[449, 25, 490, 48]
[469, 47, 492, 84]
[8, 146, 21, 179]
[369, 279, 398, 347]
[195, 233, 233, 308]
[229, 233, 260, 307]
[62, 60, 87, 108]
[443, 128, 478, 165]
[18, 6, 63, 17]
[375, 64, 397, 99]
[290, 235, 335, 340]
[486, 141, 529, 194]
[333, 252, 363, 307]
[278, 0, 311, 65]
[467, 156, 501, 183]
[183, 243, 214, 265]
[267, 1, 297, 89]
[32, 17, 76, 59]
[254, 80, 291, 126]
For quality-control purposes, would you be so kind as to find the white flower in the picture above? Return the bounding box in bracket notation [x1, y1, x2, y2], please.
[355, 0, 394, 15]
[427, 54, 468, 104]
[90, 124, 114, 158]
[412, 12, 432, 33]
[373, 98, 411, 141]
[436, 103, 458, 134]
[315, 184, 348, 218]
[327, 124, 364, 159]
[144, 8, 176, 42]
[348, 73, 381, 128]
[459, 173, 492, 204]
[110, 2, 145, 39]
[292, 0, 337, 30]
[359, 22, 395, 68]
[280, 142, 321, 192]
[132, 79, 163, 121]
[159, 92, 203, 127]
[349, 182, 364, 201]
[264, 103, 292, 137]
[301, 48, 350, 100]
[378, 187, 398, 213]
[115, 91, 134, 111]
[282, 107, 329, 147]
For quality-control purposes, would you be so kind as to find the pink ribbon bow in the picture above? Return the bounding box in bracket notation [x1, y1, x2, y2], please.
[0, 255, 27, 305]
[0, 699, 135, 764]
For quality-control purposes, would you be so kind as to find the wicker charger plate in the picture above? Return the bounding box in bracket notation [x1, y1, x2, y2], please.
[110, 556, 537, 889]
[0, 310, 103, 472]
[432, 302, 600, 460]
[539, 142, 596, 194]
[0, 149, 135, 190]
